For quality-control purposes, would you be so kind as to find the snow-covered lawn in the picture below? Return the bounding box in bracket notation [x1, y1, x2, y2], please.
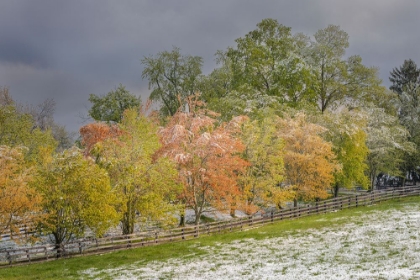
[81, 204, 420, 279]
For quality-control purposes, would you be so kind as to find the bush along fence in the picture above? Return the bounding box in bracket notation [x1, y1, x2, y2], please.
[1, 185, 419, 266]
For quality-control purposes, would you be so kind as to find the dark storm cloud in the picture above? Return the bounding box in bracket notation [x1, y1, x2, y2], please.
[0, 0, 419, 132]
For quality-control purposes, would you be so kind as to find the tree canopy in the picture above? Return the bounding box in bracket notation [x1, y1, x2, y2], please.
[88, 84, 141, 123]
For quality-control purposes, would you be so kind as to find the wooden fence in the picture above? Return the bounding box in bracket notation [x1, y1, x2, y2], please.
[1, 185, 419, 266]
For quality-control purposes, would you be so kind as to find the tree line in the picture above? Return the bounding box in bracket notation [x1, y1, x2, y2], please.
[1, 19, 419, 248]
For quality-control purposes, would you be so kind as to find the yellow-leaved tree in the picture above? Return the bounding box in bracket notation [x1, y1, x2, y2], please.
[239, 117, 291, 213]
[81, 109, 182, 234]
[34, 147, 119, 249]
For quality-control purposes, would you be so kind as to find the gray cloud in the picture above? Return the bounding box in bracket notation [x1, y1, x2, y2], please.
[0, 0, 419, 132]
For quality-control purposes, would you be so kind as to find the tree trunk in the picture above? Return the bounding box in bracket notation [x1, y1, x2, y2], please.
[179, 207, 186, 227]
[293, 198, 298, 208]
[122, 201, 136, 235]
[230, 203, 236, 218]
[333, 183, 339, 198]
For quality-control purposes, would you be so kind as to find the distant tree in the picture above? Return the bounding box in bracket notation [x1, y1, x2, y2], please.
[389, 59, 420, 95]
[0, 87, 73, 152]
[157, 95, 248, 224]
[0, 86, 13, 106]
[79, 122, 122, 157]
[141, 47, 203, 117]
[0, 145, 43, 242]
[0, 102, 57, 163]
[88, 84, 141, 123]
[34, 147, 119, 249]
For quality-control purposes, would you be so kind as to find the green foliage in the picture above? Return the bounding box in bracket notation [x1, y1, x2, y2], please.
[315, 110, 369, 195]
[221, 19, 316, 107]
[34, 147, 119, 246]
[0, 104, 57, 163]
[310, 25, 382, 112]
[88, 84, 141, 123]
[389, 59, 420, 182]
[365, 107, 416, 188]
[141, 46, 203, 117]
[389, 59, 420, 95]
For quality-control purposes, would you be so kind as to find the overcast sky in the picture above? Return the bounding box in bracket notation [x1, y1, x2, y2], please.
[1, 0, 419, 133]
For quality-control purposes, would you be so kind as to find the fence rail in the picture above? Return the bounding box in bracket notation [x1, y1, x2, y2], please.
[1, 186, 419, 266]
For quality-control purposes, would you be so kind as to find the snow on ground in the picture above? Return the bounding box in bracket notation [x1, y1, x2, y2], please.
[80, 204, 420, 280]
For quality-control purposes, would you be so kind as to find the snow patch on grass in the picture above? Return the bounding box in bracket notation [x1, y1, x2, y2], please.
[81, 205, 420, 279]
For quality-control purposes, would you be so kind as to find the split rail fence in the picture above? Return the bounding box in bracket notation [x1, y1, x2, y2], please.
[1, 185, 419, 266]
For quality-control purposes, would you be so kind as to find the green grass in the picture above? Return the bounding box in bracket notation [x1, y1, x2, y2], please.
[0, 196, 419, 280]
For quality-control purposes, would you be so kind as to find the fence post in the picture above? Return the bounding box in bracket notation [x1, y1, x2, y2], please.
[182, 228, 185, 240]
[324, 202, 327, 213]
[271, 211, 274, 223]
[155, 232, 158, 243]
[6, 251, 11, 265]
[356, 195, 358, 207]
[26, 249, 30, 263]
[44, 246, 48, 260]
[249, 216, 253, 227]
[316, 201, 319, 213]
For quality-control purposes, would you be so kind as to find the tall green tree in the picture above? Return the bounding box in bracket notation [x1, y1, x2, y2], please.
[309, 25, 382, 113]
[88, 84, 141, 123]
[222, 18, 316, 107]
[141, 47, 203, 117]
[389, 59, 420, 183]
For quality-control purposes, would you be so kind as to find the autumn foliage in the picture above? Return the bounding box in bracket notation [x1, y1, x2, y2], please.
[0, 146, 43, 242]
[157, 96, 249, 224]
[277, 114, 339, 204]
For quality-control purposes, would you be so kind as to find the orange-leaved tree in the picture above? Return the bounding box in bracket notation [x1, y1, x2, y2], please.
[79, 122, 122, 157]
[157, 95, 249, 224]
[277, 113, 339, 206]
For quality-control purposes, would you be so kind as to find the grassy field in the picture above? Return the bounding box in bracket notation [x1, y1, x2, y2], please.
[1, 196, 419, 279]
